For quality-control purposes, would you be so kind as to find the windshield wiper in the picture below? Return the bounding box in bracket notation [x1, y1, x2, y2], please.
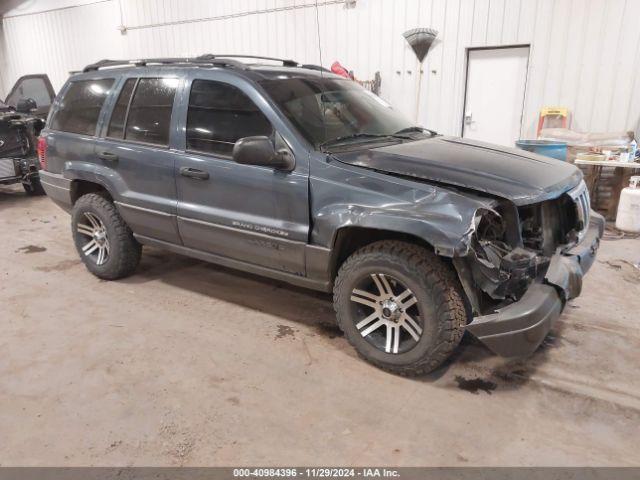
[394, 126, 438, 136]
[319, 133, 398, 150]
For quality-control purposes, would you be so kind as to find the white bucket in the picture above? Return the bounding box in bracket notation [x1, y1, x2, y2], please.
[616, 176, 640, 233]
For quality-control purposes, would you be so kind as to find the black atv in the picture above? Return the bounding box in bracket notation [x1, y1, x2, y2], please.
[0, 75, 54, 195]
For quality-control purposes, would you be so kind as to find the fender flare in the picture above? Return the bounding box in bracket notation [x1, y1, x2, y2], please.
[63, 161, 124, 201]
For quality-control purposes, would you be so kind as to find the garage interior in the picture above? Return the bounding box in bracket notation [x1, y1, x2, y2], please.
[1, 0, 640, 469]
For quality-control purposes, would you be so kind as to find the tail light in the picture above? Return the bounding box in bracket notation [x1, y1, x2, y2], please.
[37, 137, 47, 170]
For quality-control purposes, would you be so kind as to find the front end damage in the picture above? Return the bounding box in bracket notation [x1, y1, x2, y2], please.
[0, 112, 44, 188]
[454, 180, 604, 357]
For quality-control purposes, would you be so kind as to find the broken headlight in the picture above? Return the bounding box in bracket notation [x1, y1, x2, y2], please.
[469, 209, 548, 301]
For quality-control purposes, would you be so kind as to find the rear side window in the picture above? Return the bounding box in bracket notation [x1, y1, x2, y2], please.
[50, 79, 114, 136]
[107, 78, 136, 139]
[186, 79, 273, 156]
[121, 78, 178, 146]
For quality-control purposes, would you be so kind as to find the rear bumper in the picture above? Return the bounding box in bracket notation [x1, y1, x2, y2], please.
[466, 211, 605, 357]
[39, 170, 73, 212]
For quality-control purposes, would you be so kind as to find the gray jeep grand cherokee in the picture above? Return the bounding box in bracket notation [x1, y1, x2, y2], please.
[39, 55, 603, 375]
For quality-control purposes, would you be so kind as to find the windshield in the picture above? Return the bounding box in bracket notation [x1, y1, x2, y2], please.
[260, 77, 415, 149]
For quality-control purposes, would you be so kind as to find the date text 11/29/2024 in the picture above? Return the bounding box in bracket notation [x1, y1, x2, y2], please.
[233, 468, 400, 478]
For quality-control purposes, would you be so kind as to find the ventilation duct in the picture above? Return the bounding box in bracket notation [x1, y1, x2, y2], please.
[403, 28, 438, 63]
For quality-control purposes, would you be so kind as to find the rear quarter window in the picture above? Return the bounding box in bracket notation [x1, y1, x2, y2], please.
[50, 79, 114, 136]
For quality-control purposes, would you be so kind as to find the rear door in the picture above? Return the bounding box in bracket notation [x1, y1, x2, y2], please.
[5, 74, 55, 117]
[173, 76, 309, 275]
[94, 76, 182, 244]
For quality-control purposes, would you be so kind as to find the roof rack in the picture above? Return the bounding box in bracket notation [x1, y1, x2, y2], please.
[196, 54, 298, 67]
[82, 57, 242, 72]
[82, 54, 298, 72]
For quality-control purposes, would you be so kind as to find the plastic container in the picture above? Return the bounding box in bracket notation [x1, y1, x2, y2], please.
[515, 140, 568, 161]
[615, 176, 640, 233]
[629, 139, 637, 162]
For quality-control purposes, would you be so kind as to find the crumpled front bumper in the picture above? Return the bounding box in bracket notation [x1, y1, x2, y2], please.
[465, 211, 605, 357]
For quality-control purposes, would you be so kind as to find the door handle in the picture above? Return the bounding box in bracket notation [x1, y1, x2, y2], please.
[98, 151, 119, 162]
[180, 167, 209, 180]
[464, 112, 473, 125]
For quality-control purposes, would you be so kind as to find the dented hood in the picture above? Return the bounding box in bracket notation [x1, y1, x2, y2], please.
[331, 136, 582, 205]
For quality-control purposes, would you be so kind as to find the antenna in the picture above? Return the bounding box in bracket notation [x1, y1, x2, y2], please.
[315, 0, 328, 145]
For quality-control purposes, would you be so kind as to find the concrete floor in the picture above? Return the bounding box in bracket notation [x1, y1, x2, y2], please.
[1, 184, 639, 467]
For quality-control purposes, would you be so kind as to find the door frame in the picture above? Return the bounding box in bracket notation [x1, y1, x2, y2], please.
[4, 74, 56, 117]
[460, 44, 531, 140]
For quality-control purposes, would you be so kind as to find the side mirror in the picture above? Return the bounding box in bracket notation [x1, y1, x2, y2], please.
[233, 136, 294, 171]
[16, 98, 37, 114]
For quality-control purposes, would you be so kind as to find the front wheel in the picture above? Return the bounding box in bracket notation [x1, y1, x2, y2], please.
[71, 193, 141, 280]
[333, 241, 467, 376]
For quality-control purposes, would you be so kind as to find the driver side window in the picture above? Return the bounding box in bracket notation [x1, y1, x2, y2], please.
[186, 79, 273, 157]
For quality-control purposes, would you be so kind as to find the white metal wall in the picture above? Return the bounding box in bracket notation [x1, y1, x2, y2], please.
[2, 0, 640, 140]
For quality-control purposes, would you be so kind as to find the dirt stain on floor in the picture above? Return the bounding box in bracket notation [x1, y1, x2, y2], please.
[158, 420, 196, 465]
[316, 322, 342, 339]
[490, 365, 531, 388]
[35, 259, 80, 272]
[454, 375, 497, 395]
[275, 324, 296, 339]
[601, 259, 640, 284]
[16, 245, 47, 254]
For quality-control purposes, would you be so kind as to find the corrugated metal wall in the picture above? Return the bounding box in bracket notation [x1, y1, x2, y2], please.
[2, 0, 640, 139]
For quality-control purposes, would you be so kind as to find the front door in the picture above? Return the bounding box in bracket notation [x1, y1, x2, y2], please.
[462, 46, 530, 147]
[5, 74, 55, 117]
[174, 78, 309, 276]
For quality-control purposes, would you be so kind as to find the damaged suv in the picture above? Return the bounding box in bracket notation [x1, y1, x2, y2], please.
[39, 56, 603, 375]
[0, 75, 55, 194]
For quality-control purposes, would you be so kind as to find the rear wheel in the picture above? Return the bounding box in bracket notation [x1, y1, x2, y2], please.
[23, 176, 45, 195]
[333, 240, 467, 376]
[71, 193, 141, 280]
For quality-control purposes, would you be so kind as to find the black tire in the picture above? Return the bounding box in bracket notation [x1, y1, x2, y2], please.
[71, 193, 141, 280]
[23, 176, 46, 196]
[333, 240, 467, 376]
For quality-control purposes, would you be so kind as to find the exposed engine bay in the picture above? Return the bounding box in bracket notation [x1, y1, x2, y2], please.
[458, 181, 591, 315]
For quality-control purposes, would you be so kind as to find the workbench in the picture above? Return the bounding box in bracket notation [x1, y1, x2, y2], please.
[574, 159, 640, 220]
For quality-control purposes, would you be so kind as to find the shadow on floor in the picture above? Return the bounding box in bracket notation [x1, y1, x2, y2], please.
[121, 244, 555, 389]
[122, 246, 337, 330]
[0, 184, 33, 207]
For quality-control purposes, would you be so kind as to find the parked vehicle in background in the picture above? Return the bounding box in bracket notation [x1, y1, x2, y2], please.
[0, 74, 55, 194]
[38, 56, 603, 375]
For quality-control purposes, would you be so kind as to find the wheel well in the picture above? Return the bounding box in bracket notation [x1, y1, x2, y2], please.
[330, 227, 436, 281]
[70, 180, 112, 204]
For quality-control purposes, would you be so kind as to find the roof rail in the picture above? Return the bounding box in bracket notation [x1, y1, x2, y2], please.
[195, 54, 298, 67]
[82, 56, 245, 72]
[82, 54, 298, 72]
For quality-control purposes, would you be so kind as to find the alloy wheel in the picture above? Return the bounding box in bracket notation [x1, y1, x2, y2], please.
[76, 212, 110, 266]
[350, 273, 423, 354]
